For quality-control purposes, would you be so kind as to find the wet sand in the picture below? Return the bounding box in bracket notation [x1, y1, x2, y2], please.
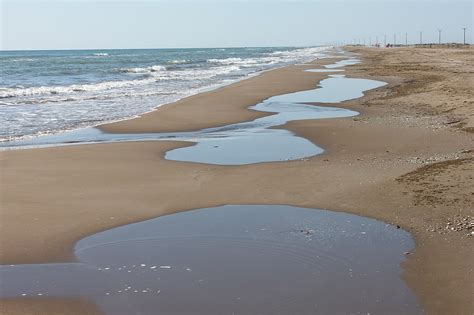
[1, 47, 473, 314]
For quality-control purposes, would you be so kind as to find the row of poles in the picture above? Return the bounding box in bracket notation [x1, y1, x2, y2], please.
[330, 28, 468, 47]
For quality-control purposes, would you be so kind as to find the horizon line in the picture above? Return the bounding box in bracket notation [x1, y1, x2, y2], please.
[0, 44, 328, 52]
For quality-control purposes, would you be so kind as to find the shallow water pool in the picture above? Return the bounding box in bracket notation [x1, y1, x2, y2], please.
[0, 205, 421, 314]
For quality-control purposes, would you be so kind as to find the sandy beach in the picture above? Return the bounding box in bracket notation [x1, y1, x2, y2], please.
[1, 47, 473, 314]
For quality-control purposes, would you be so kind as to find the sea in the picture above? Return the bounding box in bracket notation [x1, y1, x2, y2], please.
[0, 46, 328, 142]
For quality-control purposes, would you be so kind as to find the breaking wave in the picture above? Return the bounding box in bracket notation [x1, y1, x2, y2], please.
[0, 79, 157, 99]
[119, 65, 167, 73]
[0, 46, 331, 141]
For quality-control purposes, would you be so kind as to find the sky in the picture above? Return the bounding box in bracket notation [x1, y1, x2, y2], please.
[1, 0, 472, 50]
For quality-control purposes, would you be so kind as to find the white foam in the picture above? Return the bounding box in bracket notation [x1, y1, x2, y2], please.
[208, 57, 243, 65]
[120, 65, 167, 73]
[1, 46, 334, 142]
[168, 59, 188, 64]
[0, 78, 160, 98]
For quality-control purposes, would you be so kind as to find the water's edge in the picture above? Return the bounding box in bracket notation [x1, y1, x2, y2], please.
[0, 58, 386, 165]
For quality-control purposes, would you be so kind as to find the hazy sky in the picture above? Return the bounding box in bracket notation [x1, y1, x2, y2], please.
[1, 0, 472, 50]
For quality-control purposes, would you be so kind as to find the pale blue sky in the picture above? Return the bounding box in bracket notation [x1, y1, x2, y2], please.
[1, 0, 472, 50]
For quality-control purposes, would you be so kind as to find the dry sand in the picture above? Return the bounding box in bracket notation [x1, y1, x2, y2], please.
[1, 47, 473, 314]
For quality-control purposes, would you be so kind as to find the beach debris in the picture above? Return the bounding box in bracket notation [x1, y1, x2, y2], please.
[426, 215, 474, 235]
[444, 119, 462, 125]
[404, 252, 411, 255]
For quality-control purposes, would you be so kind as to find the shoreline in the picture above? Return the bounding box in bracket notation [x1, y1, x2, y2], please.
[0, 54, 347, 150]
[1, 47, 473, 314]
[0, 46, 334, 144]
[98, 57, 348, 134]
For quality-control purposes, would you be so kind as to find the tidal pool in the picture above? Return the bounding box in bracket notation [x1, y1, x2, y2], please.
[324, 58, 361, 68]
[305, 69, 344, 73]
[0, 72, 385, 165]
[0, 205, 421, 314]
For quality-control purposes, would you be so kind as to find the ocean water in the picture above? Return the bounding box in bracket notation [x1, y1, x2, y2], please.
[0, 47, 328, 141]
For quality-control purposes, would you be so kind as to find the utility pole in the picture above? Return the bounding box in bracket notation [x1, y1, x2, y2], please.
[419, 31, 423, 44]
[438, 29, 442, 44]
[462, 27, 467, 44]
[405, 33, 408, 46]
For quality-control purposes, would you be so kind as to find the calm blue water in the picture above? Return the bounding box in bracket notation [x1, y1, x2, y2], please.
[0, 47, 328, 141]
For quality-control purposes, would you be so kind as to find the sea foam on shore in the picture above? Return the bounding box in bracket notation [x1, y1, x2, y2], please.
[0, 47, 329, 141]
